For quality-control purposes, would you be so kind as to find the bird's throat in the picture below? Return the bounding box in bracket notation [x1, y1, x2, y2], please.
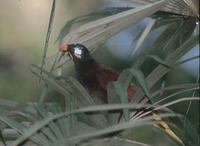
[74, 58, 99, 84]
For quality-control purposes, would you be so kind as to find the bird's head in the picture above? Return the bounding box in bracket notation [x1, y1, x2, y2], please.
[59, 43, 91, 61]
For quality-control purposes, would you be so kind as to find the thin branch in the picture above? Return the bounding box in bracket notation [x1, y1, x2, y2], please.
[175, 55, 200, 65]
[38, 0, 57, 104]
[40, 0, 56, 80]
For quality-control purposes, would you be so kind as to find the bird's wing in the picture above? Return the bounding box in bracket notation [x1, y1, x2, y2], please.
[96, 65, 119, 90]
[96, 65, 137, 101]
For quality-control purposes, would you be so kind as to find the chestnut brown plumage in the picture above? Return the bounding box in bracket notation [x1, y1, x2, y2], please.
[59, 43, 136, 103]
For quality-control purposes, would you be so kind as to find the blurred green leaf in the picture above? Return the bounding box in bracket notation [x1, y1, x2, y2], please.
[13, 96, 196, 146]
[0, 116, 25, 134]
[0, 128, 7, 146]
[152, 83, 199, 98]
[147, 54, 171, 68]
[111, 82, 130, 121]
[119, 68, 151, 99]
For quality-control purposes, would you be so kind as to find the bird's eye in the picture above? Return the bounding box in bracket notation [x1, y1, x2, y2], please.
[74, 47, 82, 58]
[74, 47, 82, 55]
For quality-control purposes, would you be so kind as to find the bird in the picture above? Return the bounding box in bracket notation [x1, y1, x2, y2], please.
[58, 43, 137, 104]
[58, 43, 184, 145]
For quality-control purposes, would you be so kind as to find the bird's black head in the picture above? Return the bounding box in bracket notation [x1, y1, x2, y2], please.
[66, 44, 91, 61]
[59, 43, 99, 79]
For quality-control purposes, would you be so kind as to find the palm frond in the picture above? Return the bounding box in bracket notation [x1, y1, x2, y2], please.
[11, 103, 176, 146]
[5, 95, 196, 146]
[56, 7, 133, 44]
[54, 0, 165, 68]
[131, 19, 156, 56]
[81, 137, 151, 146]
[0, 0, 199, 145]
[106, 0, 199, 17]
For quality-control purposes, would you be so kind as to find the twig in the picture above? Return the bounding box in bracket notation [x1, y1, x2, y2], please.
[38, 0, 57, 104]
[175, 55, 199, 65]
[40, 0, 56, 80]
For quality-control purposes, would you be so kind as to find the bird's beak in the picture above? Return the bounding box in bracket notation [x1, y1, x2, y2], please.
[58, 43, 69, 53]
[58, 43, 74, 59]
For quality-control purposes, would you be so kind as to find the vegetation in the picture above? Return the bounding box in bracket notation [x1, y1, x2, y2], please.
[0, 0, 199, 146]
